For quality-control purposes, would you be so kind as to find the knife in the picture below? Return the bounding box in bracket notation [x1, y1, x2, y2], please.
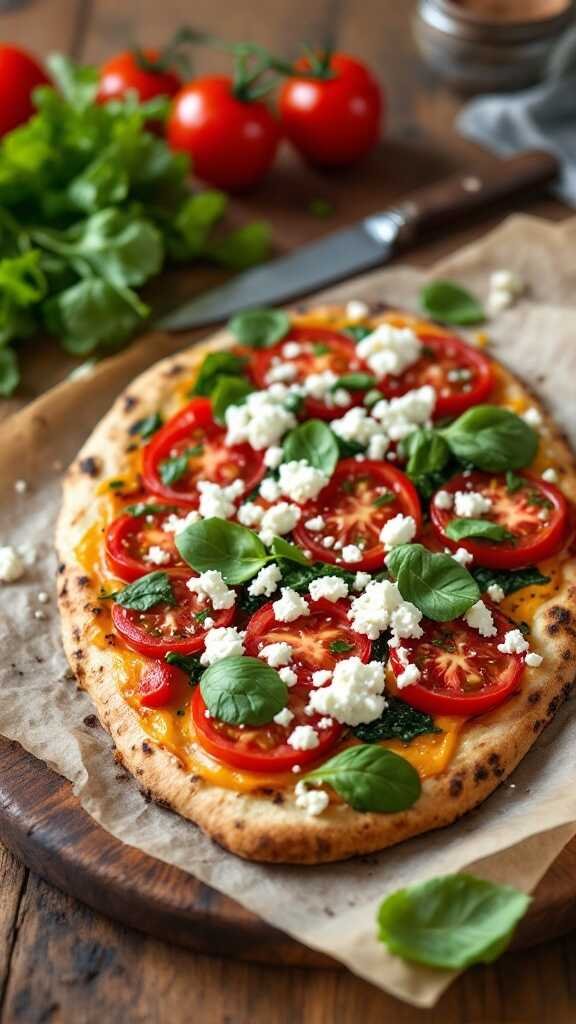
[157, 150, 558, 331]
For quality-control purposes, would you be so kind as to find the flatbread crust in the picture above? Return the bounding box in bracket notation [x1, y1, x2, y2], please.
[56, 306, 576, 863]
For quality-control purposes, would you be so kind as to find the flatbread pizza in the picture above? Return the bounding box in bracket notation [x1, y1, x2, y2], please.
[56, 303, 576, 863]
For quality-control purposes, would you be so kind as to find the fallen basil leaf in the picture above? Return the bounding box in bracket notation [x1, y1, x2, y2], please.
[304, 744, 421, 812]
[114, 571, 175, 612]
[445, 518, 514, 542]
[200, 655, 287, 726]
[420, 280, 485, 326]
[229, 308, 290, 349]
[387, 543, 480, 622]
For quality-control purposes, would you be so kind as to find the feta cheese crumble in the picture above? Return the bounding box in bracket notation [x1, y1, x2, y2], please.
[259, 477, 282, 502]
[287, 725, 320, 750]
[348, 579, 423, 643]
[237, 502, 264, 528]
[345, 299, 370, 321]
[145, 545, 171, 566]
[434, 490, 454, 511]
[454, 490, 492, 518]
[396, 664, 422, 689]
[353, 571, 371, 592]
[272, 588, 310, 623]
[225, 390, 296, 450]
[311, 670, 332, 687]
[163, 510, 201, 534]
[294, 781, 330, 816]
[487, 583, 505, 603]
[0, 546, 25, 583]
[308, 657, 386, 725]
[259, 502, 301, 545]
[497, 629, 529, 655]
[487, 269, 524, 317]
[304, 515, 325, 531]
[525, 651, 543, 668]
[308, 576, 349, 603]
[200, 626, 246, 666]
[264, 445, 284, 469]
[247, 563, 282, 597]
[523, 407, 542, 428]
[451, 547, 474, 567]
[186, 570, 236, 610]
[197, 479, 244, 519]
[273, 707, 295, 728]
[542, 468, 558, 483]
[464, 600, 497, 638]
[356, 323, 422, 378]
[341, 544, 362, 563]
[258, 641, 293, 667]
[278, 460, 329, 503]
[379, 513, 417, 550]
[279, 666, 298, 687]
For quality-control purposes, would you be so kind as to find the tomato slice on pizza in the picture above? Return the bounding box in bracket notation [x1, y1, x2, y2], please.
[105, 504, 188, 581]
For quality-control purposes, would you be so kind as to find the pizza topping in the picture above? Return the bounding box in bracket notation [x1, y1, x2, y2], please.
[264, 445, 284, 469]
[200, 626, 246, 666]
[486, 583, 505, 603]
[138, 661, 188, 709]
[105, 509, 190, 581]
[396, 664, 422, 689]
[379, 513, 417, 550]
[542, 467, 558, 483]
[307, 657, 386, 726]
[453, 490, 492, 518]
[353, 571, 371, 592]
[348, 579, 423, 643]
[523, 406, 542, 428]
[258, 641, 294, 667]
[525, 651, 543, 667]
[163, 510, 201, 534]
[433, 490, 453, 510]
[308, 576, 349, 603]
[225, 387, 297, 450]
[272, 587, 310, 623]
[259, 477, 282, 502]
[356, 323, 422, 378]
[237, 502, 264, 528]
[247, 563, 282, 597]
[497, 628, 529, 655]
[463, 599, 497, 638]
[294, 780, 330, 816]
[386, 545, 480, 623]
[287, 724, 320, 750]
[341, 544, 362, 563]
[277, 460, 330, 503]
[303, 744, 421, 813]
[258, 502, 301, 545]
[185, 570, 236, 610]
[197, 478, 245, 519]
[486, 268, 524, 316]
[451, 547, 474, 567]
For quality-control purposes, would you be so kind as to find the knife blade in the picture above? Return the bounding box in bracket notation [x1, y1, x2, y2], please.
[157, 150, 558, 331]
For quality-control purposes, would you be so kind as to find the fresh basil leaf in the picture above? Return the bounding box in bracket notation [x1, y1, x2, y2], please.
[200, 655, 287, 726]
[335, 372, 376, 391]
[354, 697, 440, 744]
[176, 518, 269, 584]
[124, 502, 174, 518]
[506, 470, 523, 494]
[336, 435, 365, 459]
[211, 375, 253, 425]
[404, 428, 450, 480]
[0, 346, 20, 397]
[283, 419, 338, 475]
[191, 352, 247, 397]
[343, 325, 371, 343]
[270, 536, 310, 565]
[420, 280, 485, 326]
[471, 565, 550, 597]
[165, 651, 203, 682]
[443, 405, 538, 473]
[128, 412, 163, 439]
[387, 543, 480, 622]
[377, 874, 530, 969]
[159, 451, 190, 486]
[114, 571, 175, 612]
[373, 491, 395, 508]
[445, 518, 514, 542]
[229, 308, 290, 349]
[305, 745, 421, 813]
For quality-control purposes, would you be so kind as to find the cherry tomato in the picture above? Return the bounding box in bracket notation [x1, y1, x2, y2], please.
[294, 459, 422, 572]
[377, 333, 494, 419]
[244, 597, 372, 685]
[167, 76, 280, 191]
[138, 660, 189, 708]
[105, 504, 189, 582]
[249, 326, 363, 420]
[278, 53, 381, 167]
[191, 683, 342, 772]
[97, 49, 181, 104]
[111, 567, 235, 658]
[389, 606, 525, 716]
[431, 471, 569, 570]
[0, 45, 49, 138]
[142, 397, 265, 508]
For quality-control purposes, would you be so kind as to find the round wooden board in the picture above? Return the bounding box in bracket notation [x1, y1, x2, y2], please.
[1, 735, 575, 965]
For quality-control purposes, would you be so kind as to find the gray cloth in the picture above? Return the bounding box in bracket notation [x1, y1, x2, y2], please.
[457, 26, 576, 206]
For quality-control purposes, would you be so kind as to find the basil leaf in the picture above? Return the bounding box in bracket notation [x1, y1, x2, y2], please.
[354, 697, 440, 744]
[377, 874, 530, 969]
[443, 405, 538, 472]
[404, 428, 450, 480]
[283, 419, 338, 475]
[387, 543, 480, 622]
[445, 518, 514, 542]
[200, 656, 287, 726]
[211, 376, 253, 425]
[335, 372, 376, 391]
[123, 502, 174, 517]
[159, 451, 190, 486]
[373, 491, 395, 508]
[114, 571, 175, 611]
[191, 352, 247, 396]
[270, 536, 310, 565]
[229, 309, 290, 349]
[343, 325, 371, 343]
[329, 640, 355, 654]
[305, 745, 421, 812]
[128, 412, 163, 439]
[176, 518, 269, 583]
[165, 651, 203, 682]
[420, 280, 485, 326]
[506, 470, 523, 494]
[471, 565, 550, 597]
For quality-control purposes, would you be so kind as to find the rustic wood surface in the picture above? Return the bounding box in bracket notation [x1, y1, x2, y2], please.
[1, 0, 576, 1021]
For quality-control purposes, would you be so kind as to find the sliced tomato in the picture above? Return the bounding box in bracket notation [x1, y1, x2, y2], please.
[142, 397, 265, 507]
[138, 661, 189, 709]
[244, 597, 371, 684]
[111, 568, 235, 658]
[105, 504, 188, 581]
[293, 458, 422, 572]
[377, 333, 494, 418]
[431, 471, 569, 569]
[249, 326, 363, 420]
[191, 683, 343, 772]
[389, 607, 525, 716]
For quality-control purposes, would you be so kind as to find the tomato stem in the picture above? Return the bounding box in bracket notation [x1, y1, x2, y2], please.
[131, 26, 205, 79]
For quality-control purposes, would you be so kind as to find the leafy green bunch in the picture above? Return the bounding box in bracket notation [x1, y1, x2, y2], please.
[0, 55, 269, 395]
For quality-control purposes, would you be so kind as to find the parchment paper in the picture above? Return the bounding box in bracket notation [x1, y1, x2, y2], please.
[2, 214, 576, 1008]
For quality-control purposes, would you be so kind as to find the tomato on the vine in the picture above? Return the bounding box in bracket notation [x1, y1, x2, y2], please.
[278, 53, 382, 167]
[97, 49, 181, 104]
[0, 45, 49, 138]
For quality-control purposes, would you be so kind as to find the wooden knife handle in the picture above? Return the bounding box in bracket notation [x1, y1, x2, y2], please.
[404, 151, 559, 235]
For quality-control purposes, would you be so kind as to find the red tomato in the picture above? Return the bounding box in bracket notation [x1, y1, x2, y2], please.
[111, 567, 235, 658]
[294, 459, 422, 572]
[105, 504, 189, 582]
[389, 607, 525, 716]
[250, 326, 363, 420]
[278, 53, 382, 167]
[142, 397, 265, 508]
[191, 683, 342, 772]
[138, 660, 188, 708]
[244, 597, 372, 685]
[431, 471, 569, 570]
[167, 76, 280, 191]
[97, 49, 181, 104]
[0, 45, 49, 138]
[377, 333, 494, 419]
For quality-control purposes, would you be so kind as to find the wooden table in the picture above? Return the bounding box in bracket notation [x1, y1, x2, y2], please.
[1, 1, 575, 1021]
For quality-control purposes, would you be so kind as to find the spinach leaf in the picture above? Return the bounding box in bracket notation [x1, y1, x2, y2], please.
[420, 280, 485, 326]
[191, 352, 247, 397]
[228, 309, 290, 349]
[283, 419, 339, 475]
[114, 571, 175, 612]
[354, 697, 440, 744]
[445, 518, 514, 542]
[387, 543, 480, 622]
[200, 656, 287, 726]
[443, 405, 538, 473]
[305, 745, 421, 813]
[211, 376, 253, 424]
[377, 874, 530, 969]
[128, 412, 163, 439]
[471, 565, 550, 597]
[165, 651, 204, 683]
[176, 518, 269, 584]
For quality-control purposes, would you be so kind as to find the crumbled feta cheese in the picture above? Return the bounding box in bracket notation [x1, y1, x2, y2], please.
[345, 299, 370, 321]
[322, 536, 335, 549]
[497, 628, 529, 655]
[248, 563, 282, 597]
[523, 407, 542, 428]
[312, 670, 332, 687]
[200, 626, 245, 666]
[273, 707, 295, 728]
[331, 407, 381, 447]
[316, 716, 334, 730]
[487, 270, 524, 317]
[353, 571, 371, 592]
[304, 515, 325, 531]
[341, 544, 362, 563]
[542, 468, 558, 483]
[454, 490, 492, 518]
[348, 579, 423, 642]
[308, 576, 349, 603]
[265, 361, 298, 385]
[278, 459, 329, 503]
[37, 591, 50, 604]
[371, 386, 436, 441]
[379, 513, 417, 550]
[14, 479, 28, 495]
[203, 616, 215, 629]
[197, 479, 244, 519]
[279, 666, 298, 687]
[356, 323, 421, 378]
[302, 370, 338, 402]
[287, 725, 320, 750]
[187, 570, 236, 610]
[434, 490, 454, 511]
[396, 664, 421, 689]
[259, 477, 282, 502]
[259, 502, 301, 545]
[464, 600, 497, 638]
[525, 651, 543, 668]
[451, 547, 474, 567]
[258, 641, 293, 667]
[333, 388, 352, 407]
[145, 545, 171, 566]
[487, 583, 505, 603]
[272, 587, 310, 623]
[282, 341, 302, 359]
[0, 546, 25, 583]
[225, 390, 296, 450]
[237, 502, 264, 528]
[309, 657, 386, 725]
[264, 446, 284, 469]
[366, 434, 390, 460]
[294, 781, 330, 816]
[163, 510, 201, 534]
